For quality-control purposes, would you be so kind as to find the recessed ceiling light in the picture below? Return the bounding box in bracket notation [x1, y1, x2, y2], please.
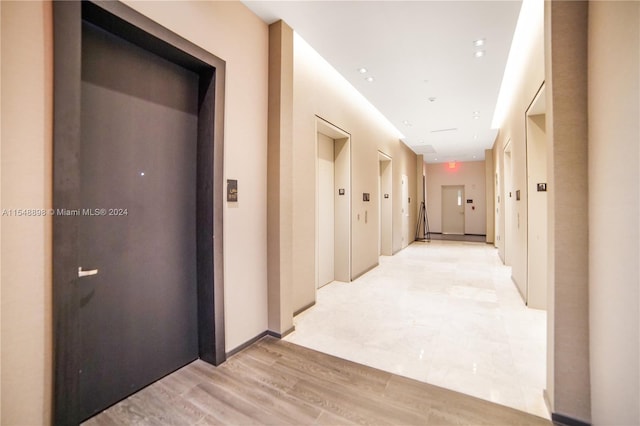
[358, 67, 368, 74]
[475, 50, 485, 58]
[473, 39, 485, 47]
[473, 134, 478, 139]
[474, 116, 480, 119]
[402, 120, 412, 126]
[473, 111, 480, 115]
[428, 97, 437, 102]
[365, 76, 374, 82]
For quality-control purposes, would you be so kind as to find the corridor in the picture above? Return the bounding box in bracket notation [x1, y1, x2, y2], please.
[285, 240, 548, 419]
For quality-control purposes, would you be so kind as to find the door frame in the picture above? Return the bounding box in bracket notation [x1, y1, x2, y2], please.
[525, 82, 547, 309]
[401, 174, 409, 247]
[53, 2, 226, 423]
[315, 116, 351, 286]
[503, 140, 513, 265]
[378, 151, 393, 256]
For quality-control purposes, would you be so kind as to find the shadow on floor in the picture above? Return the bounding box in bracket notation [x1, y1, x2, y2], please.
[417, 233, 487, 243]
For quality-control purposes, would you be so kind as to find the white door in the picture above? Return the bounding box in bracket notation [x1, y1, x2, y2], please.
[401, 174, 409, 247]
[442, 185, 465, 234]
[318, 133, 335, 288]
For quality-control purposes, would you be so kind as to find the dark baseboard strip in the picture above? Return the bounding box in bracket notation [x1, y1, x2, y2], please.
[226, 325, 298, 358]
[294, 301, 316, 317]
[551, 413, 591, 426]
[267, 325, 295, 339]
[429, 232, 487, 236]
[226, 330, 268, 358]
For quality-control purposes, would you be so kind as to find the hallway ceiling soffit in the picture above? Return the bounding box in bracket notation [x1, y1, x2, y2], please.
[243, 0, 522, 163]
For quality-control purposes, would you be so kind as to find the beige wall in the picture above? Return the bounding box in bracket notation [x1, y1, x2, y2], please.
[426, 161, 487, 235]
[292, 34, 416, 312]
[588, 1, 639, 424]
[1, 2, 53, 424]
[1, 1, 269, 423]
[492, 19, 544, 294]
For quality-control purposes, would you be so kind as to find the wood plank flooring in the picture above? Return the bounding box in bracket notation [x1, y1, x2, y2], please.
[83, 336, 551, 425]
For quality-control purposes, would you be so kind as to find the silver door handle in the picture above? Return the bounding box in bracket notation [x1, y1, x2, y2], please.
[78, 267, 99, 277]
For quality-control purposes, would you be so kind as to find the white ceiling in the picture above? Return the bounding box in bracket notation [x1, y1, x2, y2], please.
[243, 1, 522, 163]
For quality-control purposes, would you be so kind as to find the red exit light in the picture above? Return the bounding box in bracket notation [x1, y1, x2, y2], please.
[448, 161, 457, 170]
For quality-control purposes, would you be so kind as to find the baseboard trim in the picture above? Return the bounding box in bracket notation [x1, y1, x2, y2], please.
[429, 232, 487, 236]
[226, 325, 297, 358]
[226, 330, 268, 358]
[551, 413, 591, 426]
[294, 301, 316, 317]
[267, 326, 295, 339]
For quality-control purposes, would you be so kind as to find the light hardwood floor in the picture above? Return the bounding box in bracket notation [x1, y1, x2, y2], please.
[83, 336, 551, 425]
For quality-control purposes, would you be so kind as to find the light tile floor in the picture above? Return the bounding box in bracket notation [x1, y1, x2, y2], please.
[284, 240, 549, 419]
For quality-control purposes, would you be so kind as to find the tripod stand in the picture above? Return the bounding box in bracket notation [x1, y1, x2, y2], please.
[414, 201, 431, 242]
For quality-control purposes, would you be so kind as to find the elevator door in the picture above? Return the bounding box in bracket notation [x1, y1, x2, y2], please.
[318, 132, 335, 288]
[78, 22, 199, 420]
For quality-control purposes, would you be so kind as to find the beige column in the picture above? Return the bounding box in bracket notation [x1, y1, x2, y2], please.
[267, 20, 295, 336]
[544, 1, 590, 422]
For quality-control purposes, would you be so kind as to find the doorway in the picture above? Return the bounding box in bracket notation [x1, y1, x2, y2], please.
[318, 132, 335, 287]
[503, 141, 514, 266]
[401, 174, 410, 247]
[526, 84, 547, 309]
[495, 168, 501, 250]
[53, 2, 226, 423]
[378, 152, 392, 256]
[441, 185, 465, 234]
[316, 118, 351, 288]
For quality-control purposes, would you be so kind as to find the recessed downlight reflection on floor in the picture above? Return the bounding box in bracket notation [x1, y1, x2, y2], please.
[139, 171, 145, 177]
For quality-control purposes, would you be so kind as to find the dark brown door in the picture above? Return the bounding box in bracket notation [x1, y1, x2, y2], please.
[78, 21, 199, 420]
